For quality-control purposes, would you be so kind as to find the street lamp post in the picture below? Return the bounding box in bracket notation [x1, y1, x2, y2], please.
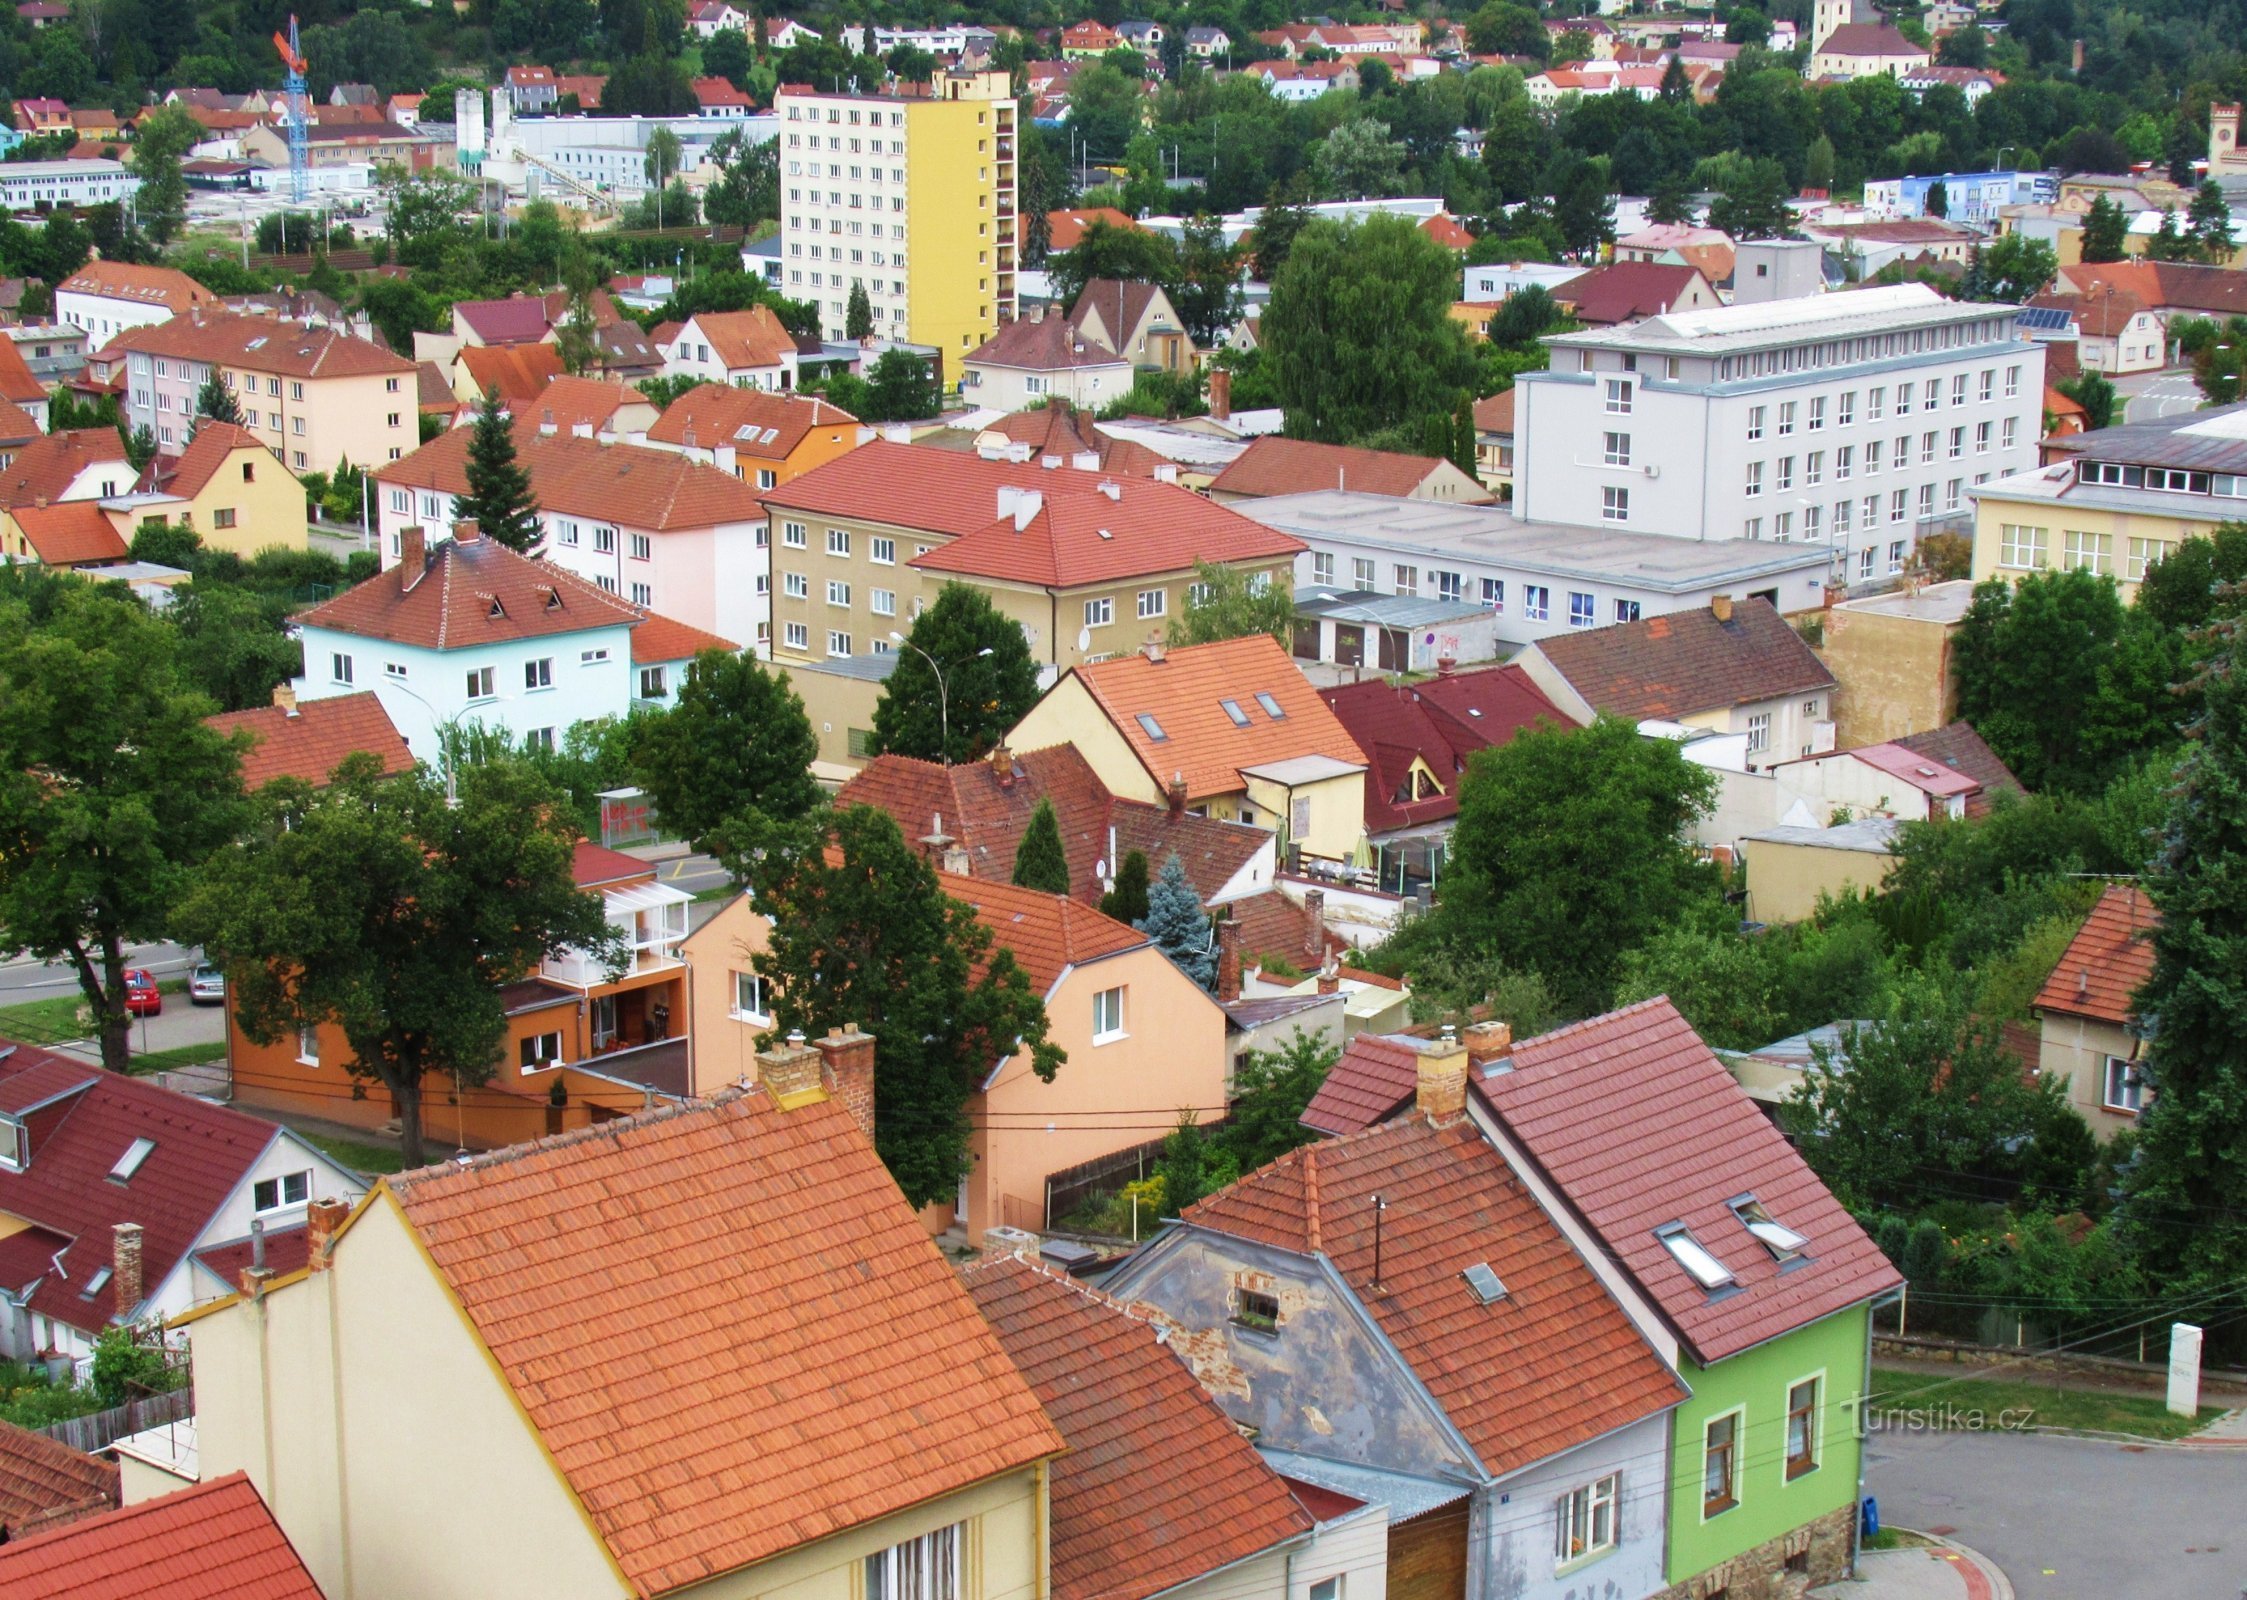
[383, 679, 514, 803]
[888, 635, 993, 765]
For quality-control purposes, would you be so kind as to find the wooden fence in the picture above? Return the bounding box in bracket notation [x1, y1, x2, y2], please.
[36, 1385, 192, 1455]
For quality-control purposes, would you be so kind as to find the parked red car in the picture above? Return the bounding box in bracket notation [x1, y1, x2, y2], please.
[122, 968, 161, 1017]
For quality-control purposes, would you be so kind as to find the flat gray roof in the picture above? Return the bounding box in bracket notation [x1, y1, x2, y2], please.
[1833, 578, 1976, 623]
[1545, 282, 2010, 357]
[781, 652, 899, 683]
[1294, 587, 1489, 627]
[1742, 817, 1902, 854]
[1, 160, 132, 178]
[1237, 491, 1831, 594]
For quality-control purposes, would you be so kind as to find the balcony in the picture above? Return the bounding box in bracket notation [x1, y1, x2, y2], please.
[541, 881, 692, 989]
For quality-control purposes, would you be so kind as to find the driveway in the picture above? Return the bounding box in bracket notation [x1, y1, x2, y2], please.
[2112, 369, 2204, 425]
[1864, 1427, 2246, 1599]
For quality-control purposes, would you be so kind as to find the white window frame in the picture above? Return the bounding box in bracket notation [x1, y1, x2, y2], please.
[2103, 1055, 2144, 1113]
[733, 970, 771, 1023]
[1092, 985, 1126, 1043]
[1554, 1472, 1620, 1569]
[253, 1169, 311, 1212]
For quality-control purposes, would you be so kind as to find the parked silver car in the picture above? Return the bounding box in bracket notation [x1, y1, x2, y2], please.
[188, 962, 226, 1006]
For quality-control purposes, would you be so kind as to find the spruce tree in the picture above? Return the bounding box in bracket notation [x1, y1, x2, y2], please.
[190, 372, 241, 438]
[845, 280, 874, 340]
[458, 387, 543, 553]
[1101, 849, 1150, 924]
[1011, 798, 1072, 895]
[1137, 852, 1215, 990]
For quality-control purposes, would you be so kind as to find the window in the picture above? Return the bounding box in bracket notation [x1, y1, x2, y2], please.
[1744, 517, 1762, 541]
[1888, 489, 1907, 524]
[1602, 485, 1629, 522]
[1524, 585, 1549, 622]
[2065, 528, 2112, 574]
[1805, 504, 1823, 539]
[1951, 372, 1968, 407]
[1555, 1473, 1620, 1567]
[1777, 401, 1796, 436]
[1568, 591, 1596, 628]
[1920, 432, 1937, 465]
[1138, 588, 1166, 619]
[1702, 1412, 1740, 1517]
[638, 666, 668, 699]
[733, 971, 770, 1021]
[1308, 1581, 1340, 1600]
[213, 507, 237, 529]
[296, 1026, 320, 1066]
[1393, 564, 1418, 597]
[1764, 1377, 1822, 1491]
[1084, 597, 1113, 628]
[1604, 430, 1631, 466]
[1776, 456, 1793, 492]
[464, 666, 495, 700]
[594, 527, 617, 554]
[1482, 578, 1505, 611]
[109, 1136, 156, 1183]
[1352, 557, 1376, 588]
[1092, 985, 1125, 1042]
[2006, 364, 2021, 398]
[827, 527, 851, 556]
[872, 588, 896, 617]
[384, 662, 407, 680]
[1233, 1287, 1280, 1330]
[1255, 692, 1286, 719]
[783, 520, 807, 548]
[629, 532, 652, 561]
[785, 621, 808, 650]
[1436, 570, 1463, 603]
[331, 652, 353, 685]
[2000, 523, 2048, 569]
[1808, 396, 1826, 431]
[1838, 390, 1855, 426]
[2002, 416, 2018, 450]
[865, 1524, 961, 1600]
[1868, 385, 1885, 421]
[1975, 421, 1992, 454]
[1615, 599, 1640, 623]
[786, 572, 809, 599]
[389, 488, 409, 513]
[1889, 540, 1905, 573]
[1836, 445, 1853, 481]
[1745, 461, 1763, 498]
[1604, 377, 1632, 414]
[828, 631, 852, 656]
[519, 1031, 564, 1073]
[1806, 451, 1823, 486]
[526, 727, 555, 752]
[1866, 439, 1883, 473]
[2128, 537, 2172, 582]
[253, 1171, 311, 1212]
[1220, 698, 1250, 727]
[1137, 712, 1168, 741]
[827, 579, 851, 607]
[1745, 711, 1772, 754]
[1859, 547, 1876, 580]
[1980, 369, 1994, 402]
[1922, 379, 1941, 411]
[871, 536, 895, 565]
[1746, 405, 1765, 441]
[1917, 483, 1935, 518]
[2104, 1056, 2144, 1113]
[524, 657, 553, 691]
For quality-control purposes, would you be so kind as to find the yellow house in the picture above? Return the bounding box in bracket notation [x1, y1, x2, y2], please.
[1007, 634, 1371, 868]
[175, 1083, 1064, 1600]
[126, 421, 306, 558]
[683, 878, 1230, 1243]
[1739, 817, 1901, 924]
[2031, 882, 2158, 1141]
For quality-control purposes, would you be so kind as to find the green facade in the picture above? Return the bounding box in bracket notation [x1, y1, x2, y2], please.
[1664, 1303, 1872, 1585]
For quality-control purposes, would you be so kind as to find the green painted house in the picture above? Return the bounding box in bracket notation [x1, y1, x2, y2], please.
[1468, 998, 1903, 1598]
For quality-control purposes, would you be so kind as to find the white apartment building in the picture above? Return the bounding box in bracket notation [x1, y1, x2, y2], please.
[1514, 284, 2047, 578]
[0, 160, 140, 212]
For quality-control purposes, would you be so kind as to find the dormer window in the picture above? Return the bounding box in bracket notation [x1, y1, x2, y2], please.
[546, 587, 563, 610]
[1656, 1224, 1735, 1290]
[108, 1136, 155, 1182]
[487, 597, 506, 619]
[1730, 1197, 1808, 1262]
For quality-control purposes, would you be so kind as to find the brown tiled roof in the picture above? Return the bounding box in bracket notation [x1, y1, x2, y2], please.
[839, 745, 1271, 905]
[0, 334, 50, 405]
[206, 693, 414, 788]
[954, 406, 1171, 480]
[0, 398, 38, 445]
[0, 1420, 117, 1541]
[1224, 889, 1349, 969]
[0, 430, 129, 510]
[967, 314, 1131, 372]
[1210, 436, 1483, 501]
[1816, 20, 1923, 53]
[1067, 279, 1173, 355]
[2033, 882, 2158, 1025]
[104, 311, 414, 378]
[454, 295, 554, 346]
[0, 1473, 322, 1598]
[1471, 388, 1513, 435]
[415, 360, 458, 414]
[909, 472, 1300, 588]
[940, 870, 1144, 993]
[1527, 597, 1833, 721]
[2058, 259, 2247, 317]
[458, 341, 564, 403]
[646, 385, 859, 462]
[678, 306, 797, 371]
[387, 1091, 1064, 1594]
[571, 839, 652, 887]
[770, 439, 1128, 534]
[56, 261, 217, 315]
[1060, 635, 1366, 803]
[1298, 1031, 1419, 1135]
[1183, 1114, 1687, 1475]
[1556, 261, 1711, 326]
[152, 422, 271, 500]
[967, 1256, 1315, 1600]
[10, 500, 124, 565]
[1475, 997, 1904, 1366]
[2029, 287, 2151, 339]
[1891, 720, 2023, 816]
[375, 422, 766, 531]
[296, 527, 646, 650]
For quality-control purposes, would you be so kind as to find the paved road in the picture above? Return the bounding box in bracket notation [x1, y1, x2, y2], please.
[2113, 369, 2204, 425]
[1865, 1427, 2247, 1599]
[0, 943, 199, 1000]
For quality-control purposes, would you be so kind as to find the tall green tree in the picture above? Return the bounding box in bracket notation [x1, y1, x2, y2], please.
[1100, 849, 1151, 924]
[644, 125, 686, 227]
[2057, 369, 2117, 431]
[844, 280, 874, 340]
[2080, 193, 2129, 263]
[738, 805, 1062, 1206]
[1954, 570, 2128, 792]
[1172, 214, 1243, 346]
[1264, 215, 1477, 444]
[1251, 179, 1313, 282]
[190, 372, 242, 437]
[1047, 220, 1180, 308]
[871, 583, 1041, 764]
[0, 577, 249, 1072]
[2191, 179, 2237, 265]
[1138, 852, 1215, 990]
[1011, 798, 1072, 894]
[1979, 233, 2059, 302]
[1704, 156, 1794, 240]
[1172, 559, 1294, 646]
[634, 648, 820, 852]
[457, 388, 543, 552]
[178, 757, 615, 1166]
[168, 584, 301, 713]
[129, 105, 200, 245]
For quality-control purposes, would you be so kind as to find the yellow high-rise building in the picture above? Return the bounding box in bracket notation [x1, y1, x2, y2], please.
[776, 70, 1017, 376]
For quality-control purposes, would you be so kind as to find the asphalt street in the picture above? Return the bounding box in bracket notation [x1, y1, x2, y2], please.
[1865, 1426, 2247, 1599]
[2114, 369, 2205, 425]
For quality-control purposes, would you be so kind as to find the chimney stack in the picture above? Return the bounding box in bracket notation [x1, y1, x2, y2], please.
[112, 1222, 143, 1311]
[1303, 888, 1326, 962]
[306, 1196, 350, 1269]
[1208, 365, 1232, 421]
[1216, 918, 1242, 1003]
[757, 1029, 824, 1100]
[1315, 952, 1341, 995]
[1166, 770, 1188, 815]
[814, 1023, 877, 1140]
[540, 406, 556, 435]
[942, 840, 971, 876]
[400, 524, 427, 589]
[1415, 1026, 1469, 1125]
[1462, 1019, 1513, 1068]
[272, 682, 299, 717]
[454, 519, 483, 544]
[1711, 593, 1733, 623]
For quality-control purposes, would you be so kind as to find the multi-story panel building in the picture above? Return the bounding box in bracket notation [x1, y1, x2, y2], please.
[777, 70, 1017, 360]
[55, 261, 218, 345]
[91, 310, 417, 473]
[0, 159, 139, 212]
[1516, 284, 2046, 570]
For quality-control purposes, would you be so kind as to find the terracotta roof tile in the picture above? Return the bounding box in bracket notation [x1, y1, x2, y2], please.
[908, 471, 1300, 589]
[571, 839, 653, 887]
[675, 306, 797, 372]
[630, 610, 735, 662]
[1471, 389, 1513, 435]
[378, 421, 765, 532]
[1891, 721, 2021, 816]
[1555, 261, 1712, 325]
[1527, 597, 1833, 721]
[1058, 635, 1366, 803]
[1183, 1115, 1687, 1474]
[454, 295, 556, 345]
[967, 1256, 1314, 1600]
[206, 692, 414, 788]
[1066, 279, 1171, 353]
[1210, 436, 1485, 501]
[531, 374, 648, 433]
[104, 312, 414, 379]
[1318, 667, 1564, 834]
[10, 500, 125, 565]
[387, 1090, 1064, 1594]
[0, 1473, 322, 1599]
[2058, 260, 2247, 317]
[296, 527, 645, 650]
[2033, 882, 2157, 1024]
[458, 341, 563, 403]
[0, 429, 128, 509]
[151, 422, 272, 501]
[1223, 890, 1349, 969]
[56, 262, 217, 315]
[1298, 1032, 1420, 1135]
[0, 1421, 117, 1541]
[940, 870, 1144, 992]
[646, 385, 859, 461]
[1475, 998, 1904, 1365]
[2028, 287, 2151, 340]
[1048, 207, 1137, 252]
[967, 314, 1131, 372]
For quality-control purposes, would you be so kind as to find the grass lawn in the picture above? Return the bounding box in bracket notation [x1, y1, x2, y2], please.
[126, 1042, 229, 1074]
[301, 1133, 408, 1177]
[1862, 1528, 1936, 1551]
[0, 992, 92, 1046]
[1870, 1364, 2223, 1441]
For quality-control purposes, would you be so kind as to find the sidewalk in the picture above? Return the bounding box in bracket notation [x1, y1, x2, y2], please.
[1813, 1536, 2011, 1600]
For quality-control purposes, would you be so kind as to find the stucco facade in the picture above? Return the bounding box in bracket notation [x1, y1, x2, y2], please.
[1968, 474, 2220, 604]
[1738, 823, 1900, 924]
[119, 340, 415, 475]
[2033, 1011, 2141, 1141]
[1818, 582, 1971, 749]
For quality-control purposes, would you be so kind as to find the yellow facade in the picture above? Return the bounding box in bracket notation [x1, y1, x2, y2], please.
[1968, 490, 2216, 604]
[905, 76, 1018, 363]
[143, 439, 308, 558]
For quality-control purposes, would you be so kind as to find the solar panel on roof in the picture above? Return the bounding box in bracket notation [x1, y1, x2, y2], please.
[2014, 306, 2074, 332]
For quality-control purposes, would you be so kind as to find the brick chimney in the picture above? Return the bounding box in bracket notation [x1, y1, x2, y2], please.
[111, 1222, 143, 1311]
[1415, 1026, 1469, 1125]
[540, 406, 556, 435]
[1166, 771, 1188, 815]
[1302, 888, 1326, 963]
[306, 1196, 350, 1270]
[1208, 365, 1231, 421]
[400, 524, 427, 590]
[757, 1030, 823, 1100]
[1711, 593, 1733, 623]
[1216, 917, 1242, 1003]
[272, 682, 299, 717]
[1462, 1019, 1513, 1068]
[454, 518, 483, 544]
[814, 1023, 876, 1140]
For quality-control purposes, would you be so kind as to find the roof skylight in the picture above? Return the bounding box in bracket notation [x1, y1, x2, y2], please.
[1137, 712, 1168, 741]
[108, 1136, 155, 1182]
[1730, 1197, 1809, 1261]
[1462, 1262, 1508, 1304]
[1220, 698, 1250, 726]
[1655, 1225, 1736, 1290]
[1255, 692, 1286, 719]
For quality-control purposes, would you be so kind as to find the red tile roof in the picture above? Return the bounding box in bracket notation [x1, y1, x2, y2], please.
[571, 839, 653, 887]
[940, 870, 1145, 993]
[1421, 213, 1475, 251]
[2028, 287, 2151, 340]
[1317, 667, 1564, 834]
[909, 472, 1300, 589]
[149, 421, 273, 501]
[1471, 388, 1514, 435]
[691, 76, 755, 108]
[967, 1255, 1314, 1600]
[630, 610, 735, 662]
[1475, 997, 1904, 1365]
[377, 420, 766, 531]
[1891, 721, 2021, 815]
[387, 1090, 1064, 1594]
[10, 500, 125, 566]
[0, 1473, 322, 1599]
[1183, 1113, 1687, 1474]
[0, 337, 46, 407]
[296, 526, 646, 651]
[2058, 259, 2247, 318]
[0, 1421, 117, 1541]
[1048, 207, 1138, 252]
[1526, 597, 1833, 721]
[56, 262, 217, 315]
[0, 1042, 292, 1338]
[458, 341, 564, 403]
[1210, 436, 1486, 501]
[0, 429, 129, 509]
[1298, 1031, 1420, 1135]
[530, 374, 648, 434]
[206, 692, 414, 788]
[967, 314, 1132, 372]
[104, 311, 414, 379]
[646, 384, 858, 462]
[1225, 888, 1350, 969]
[1059, 635, 1366, 803]
[677, 306, 798, 372]
[1555, 261, 1712, 326]
[454, 295, 555, 345]
[2034, 882, 2158, 1025]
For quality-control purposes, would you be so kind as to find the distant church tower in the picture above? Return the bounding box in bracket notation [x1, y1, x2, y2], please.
[1812, 0, 1856, 53]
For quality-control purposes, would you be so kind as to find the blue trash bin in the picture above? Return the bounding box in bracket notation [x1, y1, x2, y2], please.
[1861, 1496, 1880, 1539]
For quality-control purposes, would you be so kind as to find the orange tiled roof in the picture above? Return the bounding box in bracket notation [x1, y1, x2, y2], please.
[1047, 206, 1137, 252]
[0, 1419, 116, 1541]
[297, 526, 647, 650]
[152, 422, 273, 500]
[376, 421, 766, 531]
[2034, 882, 2158, 1024]
[677, 306, 797, 372]
[629, 611, 736, 662]
[966, 1255, 1315, 1600]
[0, 334, 48, 405]
[1209, 435, 1489, 502]
[103, 311, 414, 379]
[1184, 1113, 1688, 1476]
[646, 384, 859, 462]
[0, 1472, 322, 1599]
[206, 692, 414, 788]
[1472, 389, 1514, 434]
[56, 261, 217, 315]
[1060, 634, 1367, 802]
[458, 342, 564, 404]
[0, 430, 129, 510]
[939, 869, 1144, 992]
[9, 500, 125, 565]
[386, 1090, 1065, 1595]
[528, 374, 647, 433]
[0, 398, 39, 444]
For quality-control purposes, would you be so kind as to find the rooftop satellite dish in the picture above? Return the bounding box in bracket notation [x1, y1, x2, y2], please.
[1076, 625, 1092, 654]
[1094, 858, 1108, 879]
